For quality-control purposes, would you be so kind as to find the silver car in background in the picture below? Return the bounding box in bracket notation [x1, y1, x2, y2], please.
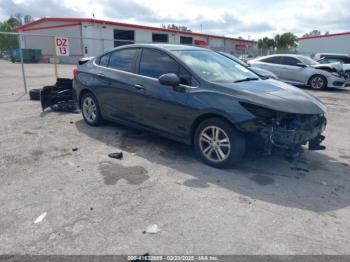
[250, 54, 347, 89]
[218, 52, 278, 80]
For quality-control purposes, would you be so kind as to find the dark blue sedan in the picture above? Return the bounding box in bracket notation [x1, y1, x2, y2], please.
[73, 44, 327, 168]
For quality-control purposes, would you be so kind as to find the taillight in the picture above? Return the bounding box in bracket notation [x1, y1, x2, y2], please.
[73, 68, 78, 77]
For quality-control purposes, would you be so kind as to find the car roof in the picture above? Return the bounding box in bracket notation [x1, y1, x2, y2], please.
[316, 53, 350, 57]
[114, 43, 208, 52]
[256, 54, 310, 60]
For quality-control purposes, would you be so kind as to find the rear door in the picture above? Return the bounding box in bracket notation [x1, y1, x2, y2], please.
[134, 48, 194, 137]
[95, 48, 143, 122]
[257, 56, 284, 78]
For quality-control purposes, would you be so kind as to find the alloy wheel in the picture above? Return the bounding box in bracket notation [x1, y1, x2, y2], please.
[199, 126, 231, 163]
[82, 97, 97, 122]
[310, 76, 325, 89]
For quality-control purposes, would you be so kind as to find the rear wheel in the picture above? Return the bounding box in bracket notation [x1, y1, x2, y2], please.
[309, 75, 327, 90]
[81, 92, 103, 126]
[194, 118, 245, 168]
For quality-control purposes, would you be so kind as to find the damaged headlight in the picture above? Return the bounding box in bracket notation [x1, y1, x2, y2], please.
[331, 72, 342, 77]
[240, 102, 276, 119]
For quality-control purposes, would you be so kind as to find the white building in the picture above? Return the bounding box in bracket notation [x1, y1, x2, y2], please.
[298, 32, 350, 56]
[15, 17, 257, 64]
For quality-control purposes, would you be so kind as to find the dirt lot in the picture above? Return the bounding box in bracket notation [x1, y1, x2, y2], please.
[0, 59, 350, 255]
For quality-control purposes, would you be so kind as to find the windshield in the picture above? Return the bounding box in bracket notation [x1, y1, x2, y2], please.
[173, 50, 259, 83]
[218, 52, 249, 67]
[298, 56, 319, 66]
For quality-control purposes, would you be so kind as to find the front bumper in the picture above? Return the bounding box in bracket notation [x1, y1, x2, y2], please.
[260, 116, 327, 147]
[259, 114, 327, 152]
[327, 75, 348, 89]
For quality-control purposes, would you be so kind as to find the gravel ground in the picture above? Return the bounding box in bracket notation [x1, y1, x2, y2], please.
[0, 59, 350, 255]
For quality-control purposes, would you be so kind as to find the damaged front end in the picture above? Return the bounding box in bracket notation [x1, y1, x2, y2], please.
[237, 102, 327, 155]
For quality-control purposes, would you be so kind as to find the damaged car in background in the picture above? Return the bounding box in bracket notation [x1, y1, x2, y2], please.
[73, 44, 327, 168]
[249, 54, 347, 89]
[218, 51, 279, 80]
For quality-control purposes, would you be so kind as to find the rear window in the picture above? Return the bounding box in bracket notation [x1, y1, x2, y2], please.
[98, 53, 110, 67]
[261, 56, 281, 64]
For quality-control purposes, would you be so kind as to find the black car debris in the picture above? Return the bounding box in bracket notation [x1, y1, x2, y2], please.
[40, 78, 78, 112]
[72, 44, 327, 168]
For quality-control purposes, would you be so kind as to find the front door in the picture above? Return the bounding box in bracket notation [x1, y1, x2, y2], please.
[278, 56, 308, 85]
[133, 48, 193, 137]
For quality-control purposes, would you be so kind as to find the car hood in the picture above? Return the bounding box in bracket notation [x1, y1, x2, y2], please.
[216, 79, 327, 114]
[312, 62, 343, 72]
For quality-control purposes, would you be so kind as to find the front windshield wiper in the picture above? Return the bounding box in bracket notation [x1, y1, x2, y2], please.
[234, 77, 259, 83]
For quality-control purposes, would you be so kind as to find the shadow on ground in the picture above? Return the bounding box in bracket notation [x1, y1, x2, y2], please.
[76, 120, 350, 213]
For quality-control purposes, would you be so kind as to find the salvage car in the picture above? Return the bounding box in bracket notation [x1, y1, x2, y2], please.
[218, 52, 278, 80]
[73, 44, 327, 168]
[249, 54, 347, 89]
[314, 53, 350, 80]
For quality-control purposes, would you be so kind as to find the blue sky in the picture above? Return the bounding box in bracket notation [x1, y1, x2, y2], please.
[0, 0, 349, 39]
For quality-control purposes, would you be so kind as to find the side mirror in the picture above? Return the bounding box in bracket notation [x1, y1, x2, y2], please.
[296, 62, 307, 68]
[158, 73, 181, 87]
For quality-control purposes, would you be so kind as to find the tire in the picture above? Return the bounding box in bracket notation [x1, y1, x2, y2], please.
[194, 118, 245, 168]
[309, 75, 327, 90]
[29, 88, 41, 100]
[80, 92, 103, 126]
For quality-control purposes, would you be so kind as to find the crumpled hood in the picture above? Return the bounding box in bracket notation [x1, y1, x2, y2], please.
[216, 79, 327, 115]
[312, 62, 343, 72]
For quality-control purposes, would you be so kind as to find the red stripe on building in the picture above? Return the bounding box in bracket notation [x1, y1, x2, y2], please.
[22, 22, 81, 32]
[14, 17, 257, 43]
[298, 32, 350, 40]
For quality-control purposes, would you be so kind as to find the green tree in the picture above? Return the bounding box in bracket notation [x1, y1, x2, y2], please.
[161, 24, 191, 32]
[0, 19, 19, 52]
[7, 16, 22, 28]
[274, 32, 297, 50]
[303, 29, 321, 37]
[257, 37, 275, 50]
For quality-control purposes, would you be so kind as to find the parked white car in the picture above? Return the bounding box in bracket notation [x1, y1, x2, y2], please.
[249, 54, 347, 89]
[314, 53, 350, 80]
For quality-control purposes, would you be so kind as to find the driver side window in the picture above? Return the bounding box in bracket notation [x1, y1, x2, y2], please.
[139, 49, 179, 79]
[139, 49, 195, 86]
[280, 56, 300, 66]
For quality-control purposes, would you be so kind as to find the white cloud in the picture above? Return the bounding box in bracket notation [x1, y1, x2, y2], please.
[0, 0, 349, 39]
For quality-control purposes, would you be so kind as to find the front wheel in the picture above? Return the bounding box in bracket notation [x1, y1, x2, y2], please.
[81, 92, 103, 126]
[309, 75, 327, 90]
[194, 118, 245, 168]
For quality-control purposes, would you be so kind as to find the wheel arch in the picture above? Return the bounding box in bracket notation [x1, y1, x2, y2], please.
[190, 113, 237, 144]
[308, 74, 328, 87]
[78, 88, 97, 109]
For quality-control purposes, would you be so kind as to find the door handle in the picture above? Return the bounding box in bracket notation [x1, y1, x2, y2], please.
[97, 73, 105, 77]
[134, 84, 145, 90]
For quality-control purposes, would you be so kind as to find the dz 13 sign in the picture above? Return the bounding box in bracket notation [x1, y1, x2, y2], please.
[55, 37, 70, 56]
